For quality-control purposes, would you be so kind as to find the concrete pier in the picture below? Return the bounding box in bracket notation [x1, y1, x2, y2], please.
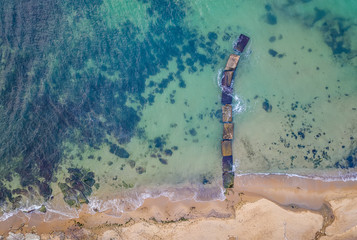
[221, 34, 250, 189]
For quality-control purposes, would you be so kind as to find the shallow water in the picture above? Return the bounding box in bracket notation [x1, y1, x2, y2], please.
[0, 0, 356, 217]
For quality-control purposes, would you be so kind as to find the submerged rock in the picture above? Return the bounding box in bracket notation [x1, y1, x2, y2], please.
[58, 168, 95, 208]
[266, 12, 277, 25]
[262, 99, 272, 112]
[128, 160, 136, 168]
[336, 148, 357, 169]
[0, 184, 13, 206]
[159, 158, 168, 165]
[269, 36, 276, 42]
[201, 174, 213, 185]
[154, 136, 166, 149]
[109, 144, 130, 158]
[58, 182, 87, 207]
[189, 128, 197, 136]
[136, 166, 146, 174]
[268, 49, 278, 57]
[164, 149, 173, 156]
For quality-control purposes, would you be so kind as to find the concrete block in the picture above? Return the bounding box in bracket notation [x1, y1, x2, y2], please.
[225, 54, 240, 71]
[221, 140, 232, 156]
[222, 156, 233, 172]
[221, 92, 232, 105]
[223, 123, 234, 140]
[221, 70, 234, 87]
[222, 104, 232, 122]
[234, 34, 250, 53]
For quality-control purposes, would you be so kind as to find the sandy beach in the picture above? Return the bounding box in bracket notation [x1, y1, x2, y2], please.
[1, 174, 357, 240]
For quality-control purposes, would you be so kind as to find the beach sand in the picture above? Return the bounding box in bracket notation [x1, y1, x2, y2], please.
[1, 174, 357, 240]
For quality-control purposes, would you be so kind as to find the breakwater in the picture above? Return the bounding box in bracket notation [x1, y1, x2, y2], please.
[221, 34, 250, 188]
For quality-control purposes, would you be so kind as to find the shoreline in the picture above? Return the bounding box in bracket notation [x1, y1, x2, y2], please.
[1, 174, 357, 239]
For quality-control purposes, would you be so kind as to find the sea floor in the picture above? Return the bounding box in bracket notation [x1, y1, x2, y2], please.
[0, 0, 356, 217]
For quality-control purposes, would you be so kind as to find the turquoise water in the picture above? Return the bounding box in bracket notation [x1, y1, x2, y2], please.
[0, 0, 356, 218]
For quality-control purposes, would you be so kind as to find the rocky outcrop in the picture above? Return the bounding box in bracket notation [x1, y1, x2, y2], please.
[58, 168, 95, 208]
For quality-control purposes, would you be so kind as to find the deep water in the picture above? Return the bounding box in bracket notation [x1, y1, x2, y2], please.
[0, 0, 356, 216]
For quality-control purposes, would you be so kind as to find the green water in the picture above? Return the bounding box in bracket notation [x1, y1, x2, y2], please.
[0, 0, 356, 217]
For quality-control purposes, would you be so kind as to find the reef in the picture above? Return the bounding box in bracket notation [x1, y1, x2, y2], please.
[58, 168, 96, 208]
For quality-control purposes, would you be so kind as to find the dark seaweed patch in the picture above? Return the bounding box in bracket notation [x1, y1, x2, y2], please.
[265, 4, 272, 11]
[222, 32, 231, 41]
[136, 166, 146, 174]
[269, 36, 276, 42]
[154, 137, 165, 149]
[266, 13, 277, 25]
[109, 144, 130, 158]
[159, 158, 168, 165]
[0, 0, 231, 206]
[335, 148, 357, 169]
[277, 53, 285, 58]
[268, 49, 278, 57]
[128, 160, 136, 168]
[312, 7, 326, 25]
[208, 32, 218, 41]
[179, 79, 187, 88]
[262, 99, 272, 112]
[321, 18, 352, 56]
[189, 128, 197, 136]
[164, 149, 173, 156]
[200, 173, 213, 185]
[148, 94, 155, 105]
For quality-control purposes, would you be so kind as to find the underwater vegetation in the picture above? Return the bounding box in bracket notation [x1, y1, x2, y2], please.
[0, 0, 228, 207]
[0, 0, 355, 210]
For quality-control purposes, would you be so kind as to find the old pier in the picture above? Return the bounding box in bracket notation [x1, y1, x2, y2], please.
[221, 34, 250, 188]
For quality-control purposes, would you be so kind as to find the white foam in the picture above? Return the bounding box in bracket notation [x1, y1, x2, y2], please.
[216, 68, 224, 89]
[44, 207, 79, 221]
[86, 183, 227, 217]
[232, 94, 246, 114]
[235, 171, 357, 182]
[0, 204, 42, 221]
[0, 210, 17, 221]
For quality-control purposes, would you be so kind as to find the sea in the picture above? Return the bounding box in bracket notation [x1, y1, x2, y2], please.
[0, 0, 356, 221]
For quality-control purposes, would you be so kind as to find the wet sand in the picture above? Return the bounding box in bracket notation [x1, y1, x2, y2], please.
[1, 174, 357, 239]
